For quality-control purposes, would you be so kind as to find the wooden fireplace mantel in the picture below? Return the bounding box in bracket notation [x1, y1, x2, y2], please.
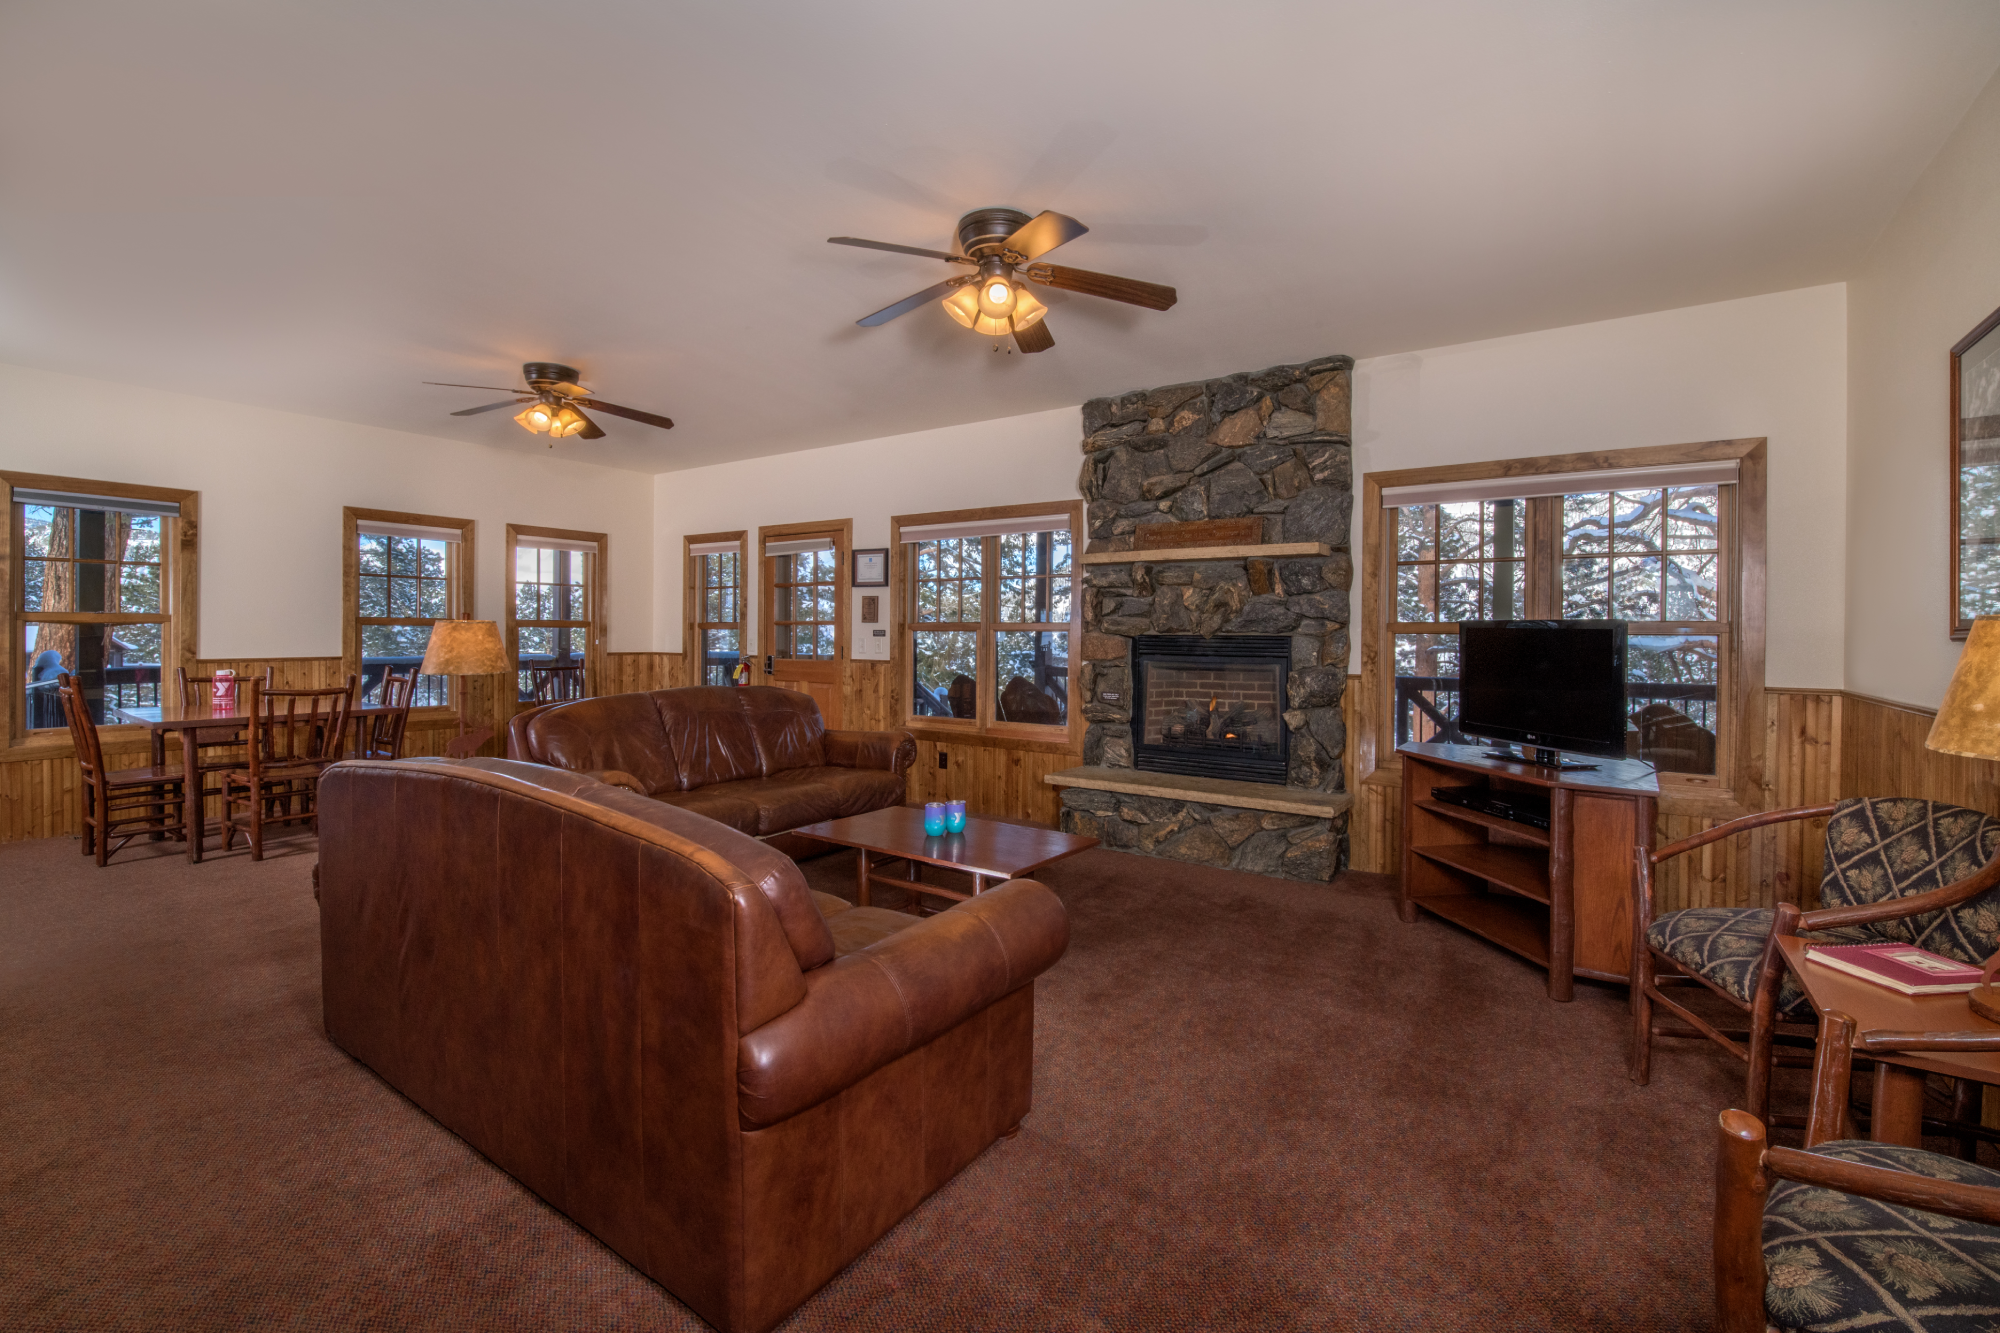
[1078, 542, 1332, 565]
[1043, 765, 1352, 818]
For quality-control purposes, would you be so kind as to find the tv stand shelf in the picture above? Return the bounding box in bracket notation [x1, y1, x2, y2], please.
[1398, 743, 1658, 1002]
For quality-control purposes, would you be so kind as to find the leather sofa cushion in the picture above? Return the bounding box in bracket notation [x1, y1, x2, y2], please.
[742, 688, 826, 774]
[655, 687, 764, 790]
[810, 888, 919, 956]
[656, 785, 768, 835]
[513, 693, 683, 797]
[753, 767, 906, 837]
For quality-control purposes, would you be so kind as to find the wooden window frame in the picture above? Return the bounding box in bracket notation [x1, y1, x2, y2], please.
[1358, 438, 1767, 815]
[3, 471, 198, 751]
[889, 500, 1084, 752]
[757, 518, 851, 669]
[342, 506, 473, 717]
[505, 524, 607, 711]
[685, 530, 747, 687]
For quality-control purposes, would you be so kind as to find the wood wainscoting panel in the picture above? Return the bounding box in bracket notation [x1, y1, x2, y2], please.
[1841, 690, 2000, 809]
[906, 737, 1078, 828]
[606, 652, 686, 695]
[842, 659, 897, 734]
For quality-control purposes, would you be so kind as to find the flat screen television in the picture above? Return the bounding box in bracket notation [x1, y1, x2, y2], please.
[1456, 619, 1629, 768]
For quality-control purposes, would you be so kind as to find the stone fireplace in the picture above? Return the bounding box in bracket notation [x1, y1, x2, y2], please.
[1048, 354, 1352, 882]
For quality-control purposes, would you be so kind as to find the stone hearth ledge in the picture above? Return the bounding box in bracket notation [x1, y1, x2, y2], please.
[1044, 765, 1352, 819]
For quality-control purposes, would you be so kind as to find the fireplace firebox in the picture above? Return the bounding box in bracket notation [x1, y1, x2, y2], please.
[1131, 635, 1291, 784]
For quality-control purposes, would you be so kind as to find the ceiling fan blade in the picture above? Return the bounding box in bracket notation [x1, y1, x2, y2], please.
[425, 381, 526, 392]
[828, 236, 972, 265]
[575, 412, 606, 440]
[450, 399, 532, 417]
[857, 274, 975, 327]
[1012, 318, 1055, 354]
[578, 399, 675, 431]
[1003, 211, 1089, 263]
[1027, 264, 1177, 311]
[549, 382, 593, 397]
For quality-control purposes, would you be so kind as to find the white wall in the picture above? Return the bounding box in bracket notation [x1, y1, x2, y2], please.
[0, 361, 655, 658]
[1350, 283, 1850, 686]
[1847, 69, 2000, 709]
[651, 406, 1081, 653]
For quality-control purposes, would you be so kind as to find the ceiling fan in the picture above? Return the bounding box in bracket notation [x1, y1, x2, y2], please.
[828, 208, 1178, 354]
[424, 362, 675, 443]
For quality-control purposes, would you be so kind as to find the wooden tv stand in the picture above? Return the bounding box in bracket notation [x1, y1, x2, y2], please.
[1397, 743, 1658, 1002]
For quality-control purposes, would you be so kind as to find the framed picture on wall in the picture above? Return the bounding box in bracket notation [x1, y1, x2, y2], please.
[1951, 303, 2000, 638]
[852, 548, 888, 587]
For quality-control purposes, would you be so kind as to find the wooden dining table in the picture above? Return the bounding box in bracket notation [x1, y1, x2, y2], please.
[1778, 934, 2000, 1145]
[110, 696, 398, 863]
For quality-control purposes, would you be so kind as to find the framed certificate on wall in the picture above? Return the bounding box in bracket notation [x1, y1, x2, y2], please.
[852, 547, 888, 586]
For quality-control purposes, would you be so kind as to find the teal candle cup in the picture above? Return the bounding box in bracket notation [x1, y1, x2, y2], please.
[945, 800, 967, 833]
[923, 802, 947, 836]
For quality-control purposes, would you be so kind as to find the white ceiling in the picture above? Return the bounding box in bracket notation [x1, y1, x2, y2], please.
[3, 0, 1998, 474]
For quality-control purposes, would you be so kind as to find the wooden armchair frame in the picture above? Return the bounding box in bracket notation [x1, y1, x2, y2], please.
[1715, 1012, 2000, 1331]
[1634, 801, 2000, 1122]
[1630, 803, 1837, 1103]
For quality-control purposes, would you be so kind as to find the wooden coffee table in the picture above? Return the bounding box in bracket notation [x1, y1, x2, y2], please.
[791, 806, 1098, 915]
[1778, 934, 2000, 1145]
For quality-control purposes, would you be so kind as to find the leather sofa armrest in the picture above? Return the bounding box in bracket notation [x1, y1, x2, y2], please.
[581, 769, 648, 795]
[823, 728, 917, 776]
[736, 878, 1069, 1126]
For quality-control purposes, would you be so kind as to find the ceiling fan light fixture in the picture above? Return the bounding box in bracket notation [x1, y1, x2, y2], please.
[549, 404, 588, 438]
[944, 287, 1015, 333]
[515, 402, 555, 434]
[942, 285, 980, 329]
[1010, 286, 1048, 330]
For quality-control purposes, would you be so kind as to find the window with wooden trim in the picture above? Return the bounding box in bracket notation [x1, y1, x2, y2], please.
[686, 532, 746, 686]
[893, 502, 1082, 739]
[507, 525, 604, 704]
[1366, 445, 1762, 798]
[5, 474, 196, 740]
[770, 542, 839, 659]
[343, 508, 472, 710]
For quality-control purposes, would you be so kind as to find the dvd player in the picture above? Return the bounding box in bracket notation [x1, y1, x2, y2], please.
[1430, 785, 1551, 832]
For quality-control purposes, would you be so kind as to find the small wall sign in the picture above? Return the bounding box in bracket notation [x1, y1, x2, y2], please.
[861, 595, 880, 623]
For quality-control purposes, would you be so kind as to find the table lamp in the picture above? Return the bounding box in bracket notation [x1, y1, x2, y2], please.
[1927, 617, 2000, 1019]
[420, 615, 511, 760]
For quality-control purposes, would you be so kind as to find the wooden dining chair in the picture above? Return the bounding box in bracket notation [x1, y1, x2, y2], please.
[57, 673, 186, 867]
[356, 671, 416, 760]
[173, 665, 273, 780]
[1633, 796, 2000, 1124]
[528, 662, 585, 703]
[221, 677, 353, 861]
[1715, 1013, 2000, 1332]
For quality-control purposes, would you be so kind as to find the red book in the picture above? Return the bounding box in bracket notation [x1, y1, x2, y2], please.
[1805, 942, 1984, 995]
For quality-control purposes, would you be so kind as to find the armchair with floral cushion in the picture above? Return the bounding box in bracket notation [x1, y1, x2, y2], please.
[1632, 797, 2000, 1121]
[1716, 1009, 2000, 1333]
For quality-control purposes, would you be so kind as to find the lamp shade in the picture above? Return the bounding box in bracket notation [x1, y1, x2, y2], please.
[420, 618, 510, 676]
[1928, 617, 2000, 759]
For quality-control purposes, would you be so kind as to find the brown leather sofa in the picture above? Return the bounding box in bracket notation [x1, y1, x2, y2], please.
[317, 757, 1069, 1333]
[506, 685, 916, 837]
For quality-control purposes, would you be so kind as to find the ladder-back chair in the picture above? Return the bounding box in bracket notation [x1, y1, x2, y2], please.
[221, 678, 353, 861]
[357, 671, 416, 761]
[57, 673, 185, 866]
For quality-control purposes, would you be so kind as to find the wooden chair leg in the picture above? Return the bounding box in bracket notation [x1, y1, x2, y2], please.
[1954, 1078, 1982, 1161]
[1631, 950, 1656, 1086]
[249, 783, 265, 862]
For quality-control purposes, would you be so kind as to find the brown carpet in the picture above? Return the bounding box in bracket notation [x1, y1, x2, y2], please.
[0, 828, 1745, 1331]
